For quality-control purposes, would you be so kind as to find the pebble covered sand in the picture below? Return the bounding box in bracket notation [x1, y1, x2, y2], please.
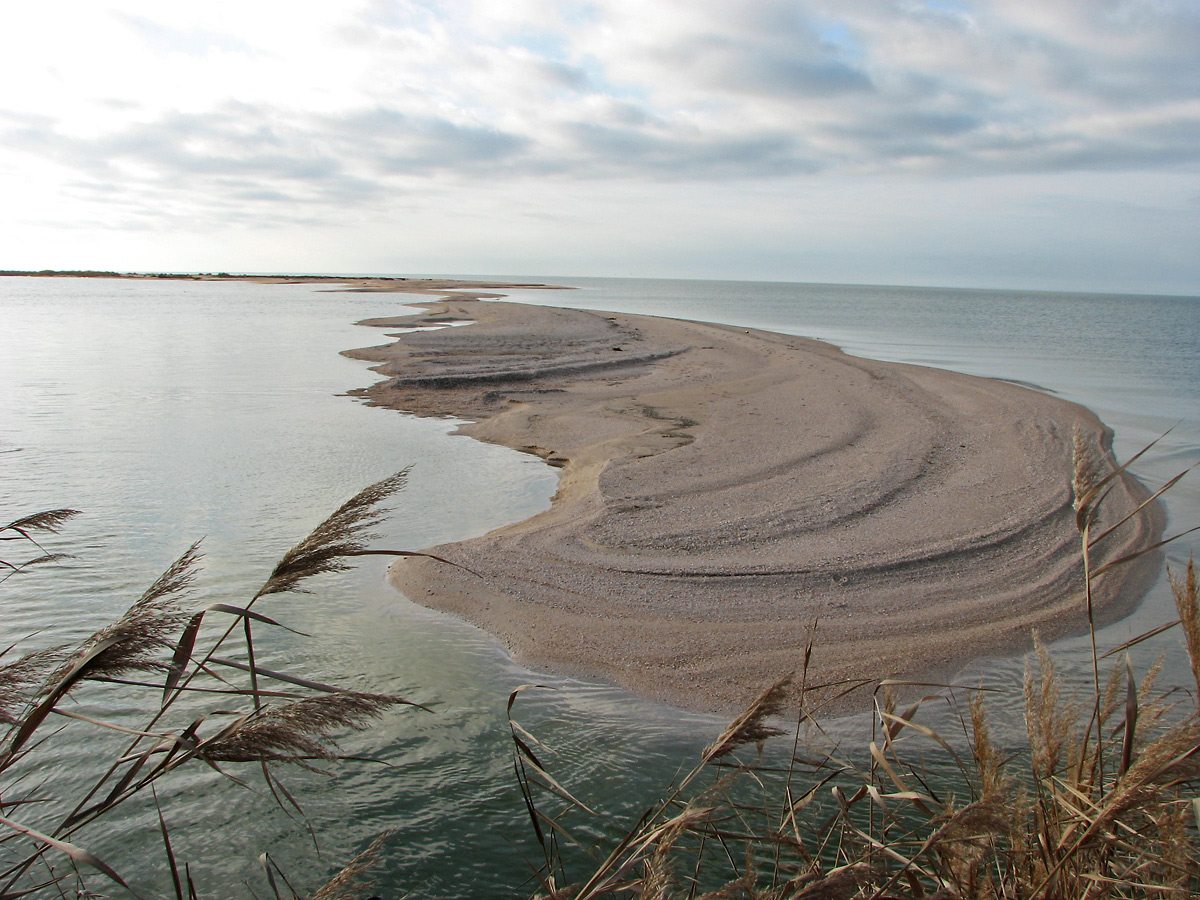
[346, 297, 1162, 714]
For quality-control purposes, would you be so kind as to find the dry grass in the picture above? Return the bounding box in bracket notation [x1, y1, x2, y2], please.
[505, 441, 1199, 900]
[0, 475, 423, 898]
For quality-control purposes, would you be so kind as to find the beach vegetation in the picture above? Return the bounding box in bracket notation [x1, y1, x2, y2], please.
[0, 473, 425, 898]
[506, 432, 1200, 899]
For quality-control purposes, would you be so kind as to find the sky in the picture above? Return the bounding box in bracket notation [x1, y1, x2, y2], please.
[1, 0, 1197, 294]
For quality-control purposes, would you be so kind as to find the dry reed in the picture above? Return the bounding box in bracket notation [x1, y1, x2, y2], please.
[0, 475, 421, 897]
[504, 441, 1198, 900]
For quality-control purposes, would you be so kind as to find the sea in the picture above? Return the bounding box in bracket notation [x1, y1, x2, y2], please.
[0, 275, 1197, 896]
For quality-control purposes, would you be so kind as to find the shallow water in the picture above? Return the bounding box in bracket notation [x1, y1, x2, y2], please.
[1, 275, 1197, 895]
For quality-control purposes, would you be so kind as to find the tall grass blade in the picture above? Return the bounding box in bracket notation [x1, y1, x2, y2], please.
[1120, 655, 1138, 777]
[208, 657, 429, 710]
[0, 814, 135, 896]
[7, 635, 123, 755]
[153, 788, 184, 900]
[1091, 525, 1200, 577]
[1088, 462, 1198, 548]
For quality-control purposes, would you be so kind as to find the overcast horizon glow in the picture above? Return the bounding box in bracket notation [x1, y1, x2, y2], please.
[1, 1, 1197, 295]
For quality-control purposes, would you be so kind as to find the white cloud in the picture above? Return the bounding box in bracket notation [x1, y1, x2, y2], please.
[0, 0, 1196, 292]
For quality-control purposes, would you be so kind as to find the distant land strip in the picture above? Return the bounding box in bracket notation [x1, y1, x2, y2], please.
[0, 270, 569, 299]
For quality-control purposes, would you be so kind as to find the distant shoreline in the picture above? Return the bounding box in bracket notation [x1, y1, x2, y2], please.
[348, 297, 1165, 715]
[7, 270, 1196, 301]
[0, 269, 570, 301]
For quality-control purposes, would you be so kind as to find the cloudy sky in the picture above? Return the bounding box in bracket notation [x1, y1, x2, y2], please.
[2, 1, 1197, 294]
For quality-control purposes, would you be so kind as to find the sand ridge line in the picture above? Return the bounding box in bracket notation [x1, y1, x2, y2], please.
[347, 299, 1163, 714]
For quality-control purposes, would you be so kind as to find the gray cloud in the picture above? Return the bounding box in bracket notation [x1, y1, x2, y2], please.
[738, 56, 873, 97]
[654, 29, 874, 100]
[534, 59, 593, 92]
[3, 105, 341, 182]
[332, 108, 532, 174]
[0, 105, 373, 228]
[559, 121, 820, 178]
[566, 0, 1200, 174]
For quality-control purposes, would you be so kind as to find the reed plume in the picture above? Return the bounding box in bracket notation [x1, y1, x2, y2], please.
[308, 831, 394, 900]
[703, 675, 792, 762]
[3, 509, 80, 534]
[1170, 558, 1199, 698]
[56, 541, 199, 683]
[198, 692, 403, 764]
[0, 508, 78, 581]
[257, 470, 410, 597]
[0, 647, 65, 725]
[1023, 634, 1077, 782]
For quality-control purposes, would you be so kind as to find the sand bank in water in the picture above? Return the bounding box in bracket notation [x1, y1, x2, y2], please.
[347, 299, 1162, 715]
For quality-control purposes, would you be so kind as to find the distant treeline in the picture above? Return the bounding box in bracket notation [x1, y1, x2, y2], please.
[0, 269, 226, 279]
[0, 271, 420, 281]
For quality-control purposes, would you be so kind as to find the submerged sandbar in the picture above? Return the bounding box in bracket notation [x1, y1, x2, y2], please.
[347, 298, 1161, 714]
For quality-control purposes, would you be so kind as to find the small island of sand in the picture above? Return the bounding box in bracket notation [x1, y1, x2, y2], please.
[346, 295, 1162, 714]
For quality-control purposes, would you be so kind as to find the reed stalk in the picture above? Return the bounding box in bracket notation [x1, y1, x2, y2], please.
[0, 474, 426, 897]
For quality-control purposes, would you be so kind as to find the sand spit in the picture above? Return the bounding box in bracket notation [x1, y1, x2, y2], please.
[348, 299, 1163, 715]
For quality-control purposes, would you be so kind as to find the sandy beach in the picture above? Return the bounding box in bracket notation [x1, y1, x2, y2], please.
[347, 296, 1163, 715]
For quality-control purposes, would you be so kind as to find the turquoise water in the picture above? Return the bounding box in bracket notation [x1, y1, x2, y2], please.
[1, 275, 1197, 896]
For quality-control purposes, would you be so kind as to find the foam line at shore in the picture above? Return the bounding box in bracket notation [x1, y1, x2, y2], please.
[346, 298, 1163, 714]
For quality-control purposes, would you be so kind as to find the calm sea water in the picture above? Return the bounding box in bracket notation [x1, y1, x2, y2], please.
[1, 275, 1197, 896]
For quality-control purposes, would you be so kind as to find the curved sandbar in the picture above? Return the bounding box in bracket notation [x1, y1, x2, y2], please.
[347, 298, 1162, 714]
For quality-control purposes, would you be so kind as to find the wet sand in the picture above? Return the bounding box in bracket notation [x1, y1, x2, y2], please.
[347, 297, 1163, 715]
